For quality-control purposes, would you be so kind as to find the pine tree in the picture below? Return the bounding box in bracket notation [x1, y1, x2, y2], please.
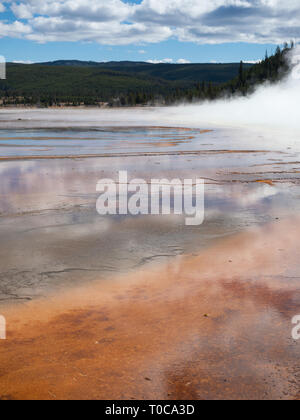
[238, 61, 244, 86]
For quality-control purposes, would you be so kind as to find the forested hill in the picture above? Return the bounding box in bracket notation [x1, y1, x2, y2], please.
[0, 43, 294, 107]
[40, 60, 252, 83]
[0, 61, 252, 107]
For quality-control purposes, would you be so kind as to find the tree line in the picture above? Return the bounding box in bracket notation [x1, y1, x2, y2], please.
[0, 42, 294, 107]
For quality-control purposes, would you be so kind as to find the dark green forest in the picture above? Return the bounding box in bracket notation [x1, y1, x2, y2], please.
[0, 42, 294, 107]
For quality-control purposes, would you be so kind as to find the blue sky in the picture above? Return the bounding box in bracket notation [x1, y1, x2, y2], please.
[0, 0, 297, 64]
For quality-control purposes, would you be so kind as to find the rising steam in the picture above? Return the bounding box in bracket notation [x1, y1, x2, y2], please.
[158, 47, 300, 132]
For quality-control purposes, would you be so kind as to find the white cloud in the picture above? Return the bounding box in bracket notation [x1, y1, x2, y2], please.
[0, 0, 299, 45]
[146, 58, 174, 64]
[0, 20, 31, 38]
[244, 59, 262, 63]
[177, 58, 191, 64]
[146, 58, 191, 64]
[12, 60, 34, 64]
[11, 0, 131, 21]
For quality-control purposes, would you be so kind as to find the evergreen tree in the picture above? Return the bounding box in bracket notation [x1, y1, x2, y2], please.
[239, 61, 244, 86]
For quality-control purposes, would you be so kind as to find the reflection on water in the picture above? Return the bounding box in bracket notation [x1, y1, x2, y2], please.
[0, 127, 211, 158]
[0, 125, 300, 302]
[0, 115, 300, 399]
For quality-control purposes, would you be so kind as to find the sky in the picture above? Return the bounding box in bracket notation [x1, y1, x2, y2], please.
[0, 0, 299, 64]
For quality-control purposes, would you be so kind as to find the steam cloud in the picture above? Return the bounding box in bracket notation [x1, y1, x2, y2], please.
[158, 47, 300, 132]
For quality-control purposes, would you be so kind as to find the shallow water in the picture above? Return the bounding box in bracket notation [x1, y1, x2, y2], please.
[0, 117, 300, 302]
[0, 122, 299, 302]
[0, 127, 209, 158]
[0, 110, 300, 400]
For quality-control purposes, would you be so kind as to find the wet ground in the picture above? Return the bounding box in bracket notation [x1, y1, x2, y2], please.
[0, 109, 300, 399]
